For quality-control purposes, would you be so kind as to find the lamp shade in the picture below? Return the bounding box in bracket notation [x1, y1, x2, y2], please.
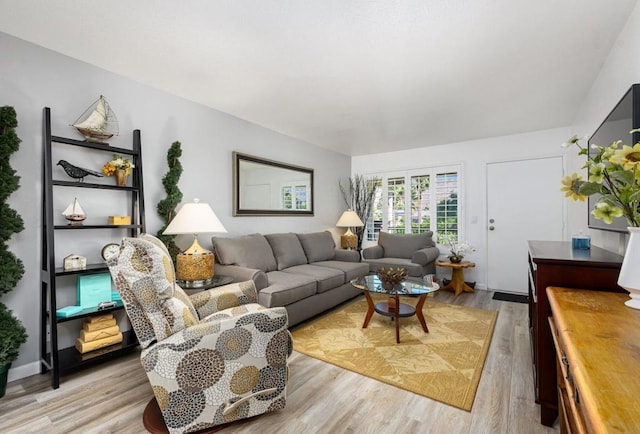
[336, 210, 364, 228]
[163, 199, 227, 235]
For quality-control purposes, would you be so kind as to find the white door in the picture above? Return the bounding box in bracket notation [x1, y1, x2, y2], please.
[487, 157, 564, 294]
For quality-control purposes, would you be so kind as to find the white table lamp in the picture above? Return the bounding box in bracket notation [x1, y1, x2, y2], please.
[163, 198, 227, 287]
[336, 210, 364, 249]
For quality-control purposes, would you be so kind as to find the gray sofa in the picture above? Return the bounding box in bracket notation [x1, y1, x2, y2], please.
[211, 231, 369, 326]
[362, 231, 440, 277]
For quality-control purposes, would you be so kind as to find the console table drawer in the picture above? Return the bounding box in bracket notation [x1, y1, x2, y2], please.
[549, 317, 586, 434]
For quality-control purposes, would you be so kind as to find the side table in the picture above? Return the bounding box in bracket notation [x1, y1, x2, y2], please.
[435, 260, 475, 296]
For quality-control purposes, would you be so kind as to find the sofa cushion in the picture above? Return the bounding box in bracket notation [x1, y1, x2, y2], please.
[282, 264, 344, 293]
[265, 233, 308, 270]
[259, 271, 317, 307]
[212, 233, 277, 272]
[378, 232, 434, 259]
[297, 231, 336, 263]
[312, 260, 370, 282]
[364, 257, 425, 277]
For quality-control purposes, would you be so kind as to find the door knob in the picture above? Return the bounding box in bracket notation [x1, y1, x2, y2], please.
[489, 225, 495, 231]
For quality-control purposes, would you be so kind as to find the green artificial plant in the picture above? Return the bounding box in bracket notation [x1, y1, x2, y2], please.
[339, 174, 381, 250]
[0, 106, 27, 371]
[156, 141, 183, 261]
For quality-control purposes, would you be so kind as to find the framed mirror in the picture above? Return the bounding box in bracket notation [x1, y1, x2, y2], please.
[233, 152, 314, 216]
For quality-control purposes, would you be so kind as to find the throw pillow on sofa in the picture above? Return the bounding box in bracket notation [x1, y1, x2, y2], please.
[265, 233, 308, 270]
[297, 231, 336, 262]
[212, 233, 277, 272]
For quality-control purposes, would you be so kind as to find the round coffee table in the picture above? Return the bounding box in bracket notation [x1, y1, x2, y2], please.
[351, 274, 439, 343]
[435, 260, 476, 296]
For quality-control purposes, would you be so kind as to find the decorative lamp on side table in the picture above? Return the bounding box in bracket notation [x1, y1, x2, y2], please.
[336, 210, 364, 249]
[435, 260, 476, 296]
[163, 199, 227, 288]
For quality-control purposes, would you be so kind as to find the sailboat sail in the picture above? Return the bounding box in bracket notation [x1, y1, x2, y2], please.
[63, 198, 86, 225]
[72, 95, 119, 142]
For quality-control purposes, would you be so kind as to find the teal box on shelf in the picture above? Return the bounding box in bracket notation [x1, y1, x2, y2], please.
[77, 273, 112, 308]
[56, 305, 83, 318]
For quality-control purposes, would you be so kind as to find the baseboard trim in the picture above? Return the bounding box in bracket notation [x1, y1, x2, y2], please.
[8, 360, 40, 382]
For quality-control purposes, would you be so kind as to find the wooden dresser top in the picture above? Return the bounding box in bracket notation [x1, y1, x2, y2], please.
[547, 287, 640, 433]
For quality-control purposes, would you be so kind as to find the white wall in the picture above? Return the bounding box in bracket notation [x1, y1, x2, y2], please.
[0, 32, 351, 380]
[352, 127, 570, 289]
[568, 1, 640, 254]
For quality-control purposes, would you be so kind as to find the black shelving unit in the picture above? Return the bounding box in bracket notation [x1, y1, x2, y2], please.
[40, 107, 146, 389]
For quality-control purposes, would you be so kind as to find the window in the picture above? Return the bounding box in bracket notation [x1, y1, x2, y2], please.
[281, 184, 309, 210]
[365, 165, 462, 246]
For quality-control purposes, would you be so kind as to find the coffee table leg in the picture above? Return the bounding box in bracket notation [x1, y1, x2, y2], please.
[362, 290, 375, 328]
[415, 294, 429, 333]
[395, 295, 400, 343]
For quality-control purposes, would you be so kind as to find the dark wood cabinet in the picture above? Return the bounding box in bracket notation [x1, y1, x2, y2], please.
[527, 240, 624, 427]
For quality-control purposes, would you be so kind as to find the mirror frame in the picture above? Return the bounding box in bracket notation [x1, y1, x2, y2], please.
[233, 152, 314, 216]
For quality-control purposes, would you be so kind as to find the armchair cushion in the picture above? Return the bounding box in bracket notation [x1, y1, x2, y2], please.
[296, 231, 336, 263]
[212, 234, 277, 272]
[265, 233, 308, 270]
[110, 238, 199, 346]
[378, 231, 434, 259]
[189, 280, 258, 319]
[141, 305, 291, 433]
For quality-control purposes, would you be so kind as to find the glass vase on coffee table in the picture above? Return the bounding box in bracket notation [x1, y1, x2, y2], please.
[351, 274, 439, 343]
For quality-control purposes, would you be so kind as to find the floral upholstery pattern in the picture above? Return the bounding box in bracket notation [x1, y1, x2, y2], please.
[109, 237, 292, 433]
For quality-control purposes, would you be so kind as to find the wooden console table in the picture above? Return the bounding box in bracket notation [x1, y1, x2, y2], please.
[547, 287, 640, 433]
[527, 241, 624, 427]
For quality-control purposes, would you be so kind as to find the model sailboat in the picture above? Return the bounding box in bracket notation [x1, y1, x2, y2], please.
[62, 197, 86, 225]
[72, 95, 119, 143]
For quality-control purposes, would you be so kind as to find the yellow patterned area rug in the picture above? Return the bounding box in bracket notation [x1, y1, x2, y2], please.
[291, 294, 498, 411]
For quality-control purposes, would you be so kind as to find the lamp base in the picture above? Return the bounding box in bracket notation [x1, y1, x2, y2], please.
[175, 251, 215, 283]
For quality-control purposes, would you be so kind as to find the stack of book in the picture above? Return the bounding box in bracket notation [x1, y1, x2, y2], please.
[75, 314, 123, 354]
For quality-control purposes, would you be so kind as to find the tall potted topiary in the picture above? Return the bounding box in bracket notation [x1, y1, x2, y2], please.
[156, 141, 183, 262]
[0, 106, 27, 398]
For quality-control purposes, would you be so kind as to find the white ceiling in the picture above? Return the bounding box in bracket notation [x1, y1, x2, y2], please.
[0, 1, 637, 156]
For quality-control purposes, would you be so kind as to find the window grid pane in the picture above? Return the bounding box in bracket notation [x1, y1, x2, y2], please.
[282, 187, 292, 210]
[387, 177, 405, 234]
[435, 172, 458, 244]
[410, 174, 430, 234]
[367, 179, 383, 241]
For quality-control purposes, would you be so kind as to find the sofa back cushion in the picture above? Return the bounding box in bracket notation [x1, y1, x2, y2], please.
[379, 231, 435, 259]
[212, 233, 277, 272]
[297, 231, 336, 263]
[265, 233, 308, 270]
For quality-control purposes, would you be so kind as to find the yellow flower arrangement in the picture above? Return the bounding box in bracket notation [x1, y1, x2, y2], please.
[102, 154, 134, 177]
[561, 131, 640, 226]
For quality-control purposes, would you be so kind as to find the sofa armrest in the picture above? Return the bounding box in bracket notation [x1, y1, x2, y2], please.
[411, 246, 441, 266]
[215, 264, 268, 291]
[189, 280, 258, 318]
[334, 249, 361, 262]
[362, 245, 384, 260]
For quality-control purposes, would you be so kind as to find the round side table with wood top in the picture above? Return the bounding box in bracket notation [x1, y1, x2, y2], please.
[435, 260, 476, 296]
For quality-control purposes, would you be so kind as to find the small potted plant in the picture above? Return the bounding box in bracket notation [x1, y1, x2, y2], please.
[0, 305, 27, 397]
[446, 236, 475, 263]
[102, 154, 135, 186]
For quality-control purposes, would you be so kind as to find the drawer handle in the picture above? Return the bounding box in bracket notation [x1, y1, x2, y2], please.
[561, 355, 569, 367]
[574, 386, 580, 404]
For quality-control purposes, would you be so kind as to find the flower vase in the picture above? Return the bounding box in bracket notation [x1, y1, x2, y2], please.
[449, 255, 463, 264]
[618, 227, 640, 309]
[115, 169, 127, 186]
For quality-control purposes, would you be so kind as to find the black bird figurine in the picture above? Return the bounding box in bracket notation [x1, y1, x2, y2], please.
[57, 160, 104, 182]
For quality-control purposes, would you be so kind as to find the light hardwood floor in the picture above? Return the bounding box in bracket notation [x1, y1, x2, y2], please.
[0, 290, 559, 434]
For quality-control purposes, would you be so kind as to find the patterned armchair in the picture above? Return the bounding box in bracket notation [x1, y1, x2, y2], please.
[108, 235, 293, 434]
